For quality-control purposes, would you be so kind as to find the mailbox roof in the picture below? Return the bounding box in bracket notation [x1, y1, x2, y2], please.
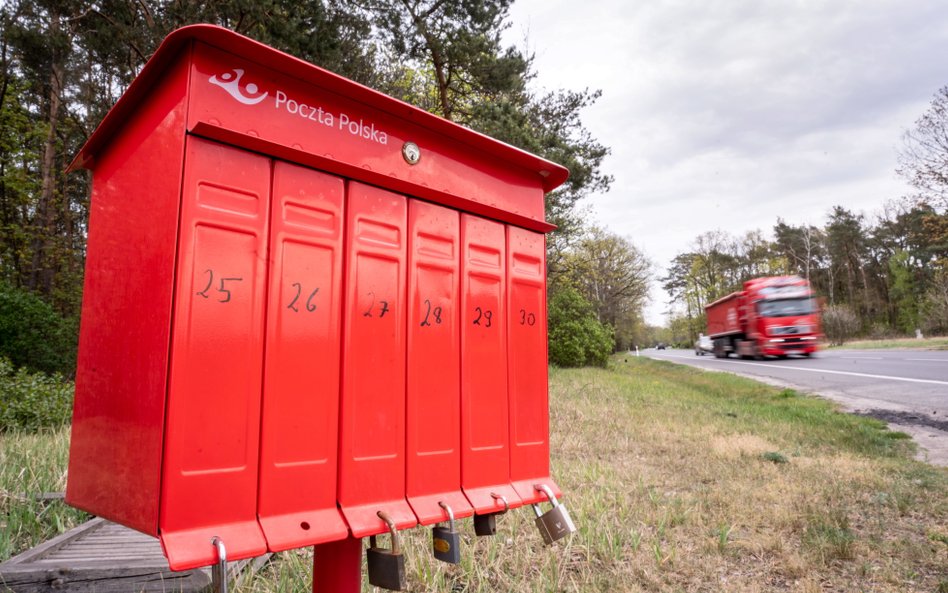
[70, 24, 569, 193]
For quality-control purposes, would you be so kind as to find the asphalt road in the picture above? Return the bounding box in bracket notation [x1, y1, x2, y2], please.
[639, 347, 948, 466]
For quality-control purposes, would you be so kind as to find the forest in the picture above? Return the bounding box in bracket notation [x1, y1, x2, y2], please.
[0, 0, 656, 377]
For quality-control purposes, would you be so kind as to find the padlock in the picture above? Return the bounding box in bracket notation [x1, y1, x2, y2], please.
[473, 513, 496, 536]
[474, 492, 509, 537]
[432, 501, 461, 564]
[532, 484, 576, 545]
[367, 511, 407, 591]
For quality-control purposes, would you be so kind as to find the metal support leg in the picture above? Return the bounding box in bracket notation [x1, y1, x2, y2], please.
[313, 536, 362, 593]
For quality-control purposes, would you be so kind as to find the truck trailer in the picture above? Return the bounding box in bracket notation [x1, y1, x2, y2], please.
[705, 276, 822, 359]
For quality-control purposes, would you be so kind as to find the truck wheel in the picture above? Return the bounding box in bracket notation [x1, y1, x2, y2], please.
[752, 344, 763, 360]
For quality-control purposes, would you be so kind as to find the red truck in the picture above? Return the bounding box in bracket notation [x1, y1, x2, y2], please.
[705, 276, 822, 358]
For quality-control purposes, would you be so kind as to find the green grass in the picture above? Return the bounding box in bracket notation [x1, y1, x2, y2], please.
[0, 427, 88, 561]
[2, 357, 946, 592]
[831, 336, 948, 350]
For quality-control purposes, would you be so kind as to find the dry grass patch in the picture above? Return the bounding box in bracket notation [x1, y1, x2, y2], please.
[3, 357, 946, 592]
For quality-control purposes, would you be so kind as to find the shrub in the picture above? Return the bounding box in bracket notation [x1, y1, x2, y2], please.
[0, 357, 74, 432]
[822, 304, 860, 346]
[548, 287, 614, 367]
[0, 282, 78, 376]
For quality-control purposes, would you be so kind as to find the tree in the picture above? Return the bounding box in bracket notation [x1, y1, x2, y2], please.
[0, 0, 381, 317]
[898, 86, 948, 209]
[888, 250, 920, 333]
[921, 261, 948, 334]
[557, 226, 651, 350]
[357, 0, 522, 122]
[359, 0, 611, 267]
[0, 0, 616, 372]
[547, 286, 613, 367]
[824, 206, 872, 318]
[472, 88, 612, 272]
[773, 219, 824, 283]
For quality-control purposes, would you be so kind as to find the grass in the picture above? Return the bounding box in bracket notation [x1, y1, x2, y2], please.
[2, 357, 946, 592]
[832, 336, 948, 350]
[0, 428, 88, 561]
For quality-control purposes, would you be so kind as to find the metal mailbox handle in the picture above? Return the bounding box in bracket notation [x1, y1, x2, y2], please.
[437, 500, 456, 529]
[535, 484, 559, 507]
[377, 510, 400, 555]
[210, 536, 228, 593]
[489, 492, 509, 514]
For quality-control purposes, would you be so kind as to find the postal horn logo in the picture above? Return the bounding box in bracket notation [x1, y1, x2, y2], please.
[209, 69, 268, 105]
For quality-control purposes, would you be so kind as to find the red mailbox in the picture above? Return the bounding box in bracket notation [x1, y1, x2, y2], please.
[507, 227, 561, 504]
[66, 24, 569, 577]
[405, 200, 472, 525]
[257, 163, 348, 552]
[337, 183, 416, 536]
[460, 215, 521, 514]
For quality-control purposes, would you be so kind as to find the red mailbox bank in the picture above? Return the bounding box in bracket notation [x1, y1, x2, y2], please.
[66, 24, 568, 580]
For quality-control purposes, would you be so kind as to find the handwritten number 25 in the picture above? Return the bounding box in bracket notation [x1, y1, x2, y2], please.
[196, 269, 242, 303]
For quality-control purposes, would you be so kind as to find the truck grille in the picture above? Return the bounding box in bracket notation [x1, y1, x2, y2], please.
[771, 325, 810, 336]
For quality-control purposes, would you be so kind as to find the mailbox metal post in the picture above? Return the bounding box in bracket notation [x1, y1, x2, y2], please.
[66, 23, 570, 590]
[312, 536, 362, 593]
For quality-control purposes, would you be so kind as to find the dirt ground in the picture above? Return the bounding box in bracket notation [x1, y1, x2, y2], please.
[856, 409, 948, 467]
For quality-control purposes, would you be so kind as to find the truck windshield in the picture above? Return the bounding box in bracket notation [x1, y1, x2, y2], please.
[757, 298, 814, 318]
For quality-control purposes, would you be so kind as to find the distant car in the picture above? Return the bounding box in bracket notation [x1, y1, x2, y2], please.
[656, 343, 667, 350]
[695, 334, 713, 355]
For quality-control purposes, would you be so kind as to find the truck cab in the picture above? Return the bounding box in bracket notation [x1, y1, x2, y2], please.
[707, 276, 822, 359]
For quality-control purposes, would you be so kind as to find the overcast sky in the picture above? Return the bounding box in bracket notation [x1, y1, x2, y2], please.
[503, 0, 948, 325]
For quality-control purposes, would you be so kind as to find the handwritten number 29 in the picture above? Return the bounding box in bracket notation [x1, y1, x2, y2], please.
[473, 307, 493, 328]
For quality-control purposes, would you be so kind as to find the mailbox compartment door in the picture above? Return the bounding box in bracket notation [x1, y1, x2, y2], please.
[159, 137, 269, 570]
[459, 214, 521, 514]
[405, 200, 472, 525]
[507, 227, 561, 504]
[337, 182, 417, 537]
[257, 162, 348, 551]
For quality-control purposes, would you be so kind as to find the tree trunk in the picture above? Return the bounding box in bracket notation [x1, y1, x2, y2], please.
[401, 0, 453, 120]
[29, 56, 63, 295]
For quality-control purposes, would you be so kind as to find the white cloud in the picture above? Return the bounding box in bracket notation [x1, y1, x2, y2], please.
[505, 0, 948, 324]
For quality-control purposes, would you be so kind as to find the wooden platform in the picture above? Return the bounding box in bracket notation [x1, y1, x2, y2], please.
[0, 518, 270, 592]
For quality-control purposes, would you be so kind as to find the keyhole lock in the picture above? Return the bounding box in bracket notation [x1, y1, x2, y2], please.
[402, 141, 421, 165]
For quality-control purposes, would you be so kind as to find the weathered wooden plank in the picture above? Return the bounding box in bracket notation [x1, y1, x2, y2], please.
[0, 518, 271, 593]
